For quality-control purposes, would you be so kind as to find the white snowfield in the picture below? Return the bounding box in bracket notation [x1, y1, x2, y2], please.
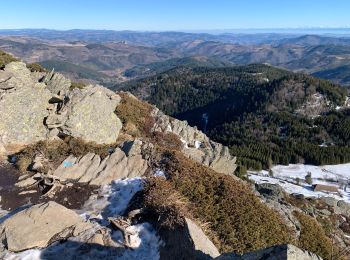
[249, 163, 350, 204]
[4, 175, 164, 260]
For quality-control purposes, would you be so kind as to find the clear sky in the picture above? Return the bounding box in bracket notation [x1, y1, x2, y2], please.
[1, 0, 350, 31]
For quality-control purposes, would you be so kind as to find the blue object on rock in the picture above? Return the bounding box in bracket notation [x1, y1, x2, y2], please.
[63, 161, 74, 168]
[9, 156, 18, 164]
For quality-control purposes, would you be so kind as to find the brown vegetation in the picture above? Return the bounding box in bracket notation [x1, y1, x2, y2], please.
[143, 177, 188, 229]
[15, 137, 114, 172]
[26, 63, 48, 73]
[70, 81, 87, 90]
[293, 211, 334, 259]
[146, 150, 294, 254]
[0, 49, 18, 68]
[115, 92, 155, 137]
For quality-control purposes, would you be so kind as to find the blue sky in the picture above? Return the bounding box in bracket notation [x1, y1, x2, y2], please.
[1, 0, 350, 31]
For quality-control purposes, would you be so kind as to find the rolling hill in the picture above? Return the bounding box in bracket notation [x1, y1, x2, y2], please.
[120, 64, 350, 169]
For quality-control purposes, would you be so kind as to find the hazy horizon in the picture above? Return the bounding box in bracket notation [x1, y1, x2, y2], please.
[1, 0, 350, 31]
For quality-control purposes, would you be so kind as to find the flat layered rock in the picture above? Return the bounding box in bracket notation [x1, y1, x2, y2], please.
[0, 201, 93, 252]
[152, 108, 237, 175]
[52, 141, 148, 185]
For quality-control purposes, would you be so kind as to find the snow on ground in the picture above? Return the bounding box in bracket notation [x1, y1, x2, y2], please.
[249, 174, 350, 203]
[249, 163, 350, 203]
[194, 140, 201, 149]
[270, 163, 350, 182]
[3, 176, 163, 260]
[80, 177, 143, 221]
[153, 169, 166, 178]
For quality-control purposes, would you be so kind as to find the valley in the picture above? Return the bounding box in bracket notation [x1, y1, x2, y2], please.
[1, 29, 350, 259]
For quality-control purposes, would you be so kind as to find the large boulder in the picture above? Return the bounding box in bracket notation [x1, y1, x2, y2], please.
[152, 108, 237, 175]
[0, 62, 51, 154]
[0, 201, 92, 252]
[255, 183, 284, 201]
[216, 244, 322, 260]
[46, 85, 122, 144]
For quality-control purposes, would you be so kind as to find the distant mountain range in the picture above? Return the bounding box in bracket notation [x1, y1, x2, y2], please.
[1, 30, 350, 86]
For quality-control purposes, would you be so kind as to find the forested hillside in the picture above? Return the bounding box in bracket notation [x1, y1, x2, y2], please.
[121, 64, 350, 170]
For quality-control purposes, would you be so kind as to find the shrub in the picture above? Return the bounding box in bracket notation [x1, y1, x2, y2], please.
[293, 211, 333, 259]
[70, 81, 87, 90]
[0, 49, 18, 69]
[26, 63, 48, 72]
[143, 177, 188, 229]
[305, 172, 312, 185]
[115, 92, 155, 137]
[158, 150, 294, 254]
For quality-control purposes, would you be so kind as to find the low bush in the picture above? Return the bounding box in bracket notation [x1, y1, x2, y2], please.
[293, 211, 334, 259]
[70, 81, 87, 90]
[115, 92, 155, 137]
[26, 63, 48, 72]
[0, 49, 18, 69]
[143, 177, 188, 229]
[156, 150, 294, 254]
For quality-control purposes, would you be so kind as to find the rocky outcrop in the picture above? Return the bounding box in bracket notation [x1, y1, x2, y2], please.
[255, 183, 284, 201]
[152, 108, 237, 175]
[0, 62, 51, 154]
[159, 217, 220, 260]
[52, 140, 148, 185]
[216, 244, 322, 260]
[0, 201, 92, 252]
[46, 85, 122, 144]
[0, 61, 123, 156]
[43, 69, 71, 96]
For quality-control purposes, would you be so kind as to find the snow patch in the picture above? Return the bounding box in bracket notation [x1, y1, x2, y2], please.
[79, 177, 143, 221]
[194, 140, 202, 149]
[249, 162, 350, 204]
[154, 169, 166, 178]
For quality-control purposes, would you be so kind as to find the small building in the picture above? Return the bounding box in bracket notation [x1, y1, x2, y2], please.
[312, 184, 339, 194]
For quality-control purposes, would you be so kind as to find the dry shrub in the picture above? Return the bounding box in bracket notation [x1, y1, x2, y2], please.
[26, 63, 48, 72]
[70, 81, 87, 90]
[143, 177, 188, 229]
[152, 131, 183, 151]
[293, 211, 334, 259]
[15, 137, 113, 172]
[159, 150, 294, 254]
[0, 49, 18, 69]
[115, 92, 155, 137]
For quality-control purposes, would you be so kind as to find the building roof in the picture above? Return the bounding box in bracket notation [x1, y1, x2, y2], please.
[312, 184, 339, 193]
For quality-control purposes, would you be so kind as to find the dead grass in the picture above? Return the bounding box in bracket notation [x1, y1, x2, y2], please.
[26, 63, 48, 73]
[152, 131, 183, 151]
[70, 81, 87, 90]
[15, 137, 114, 172]
[0, 49, 18, 69]
[115, 92, 155, 137]
[143, 177, 188, 229]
